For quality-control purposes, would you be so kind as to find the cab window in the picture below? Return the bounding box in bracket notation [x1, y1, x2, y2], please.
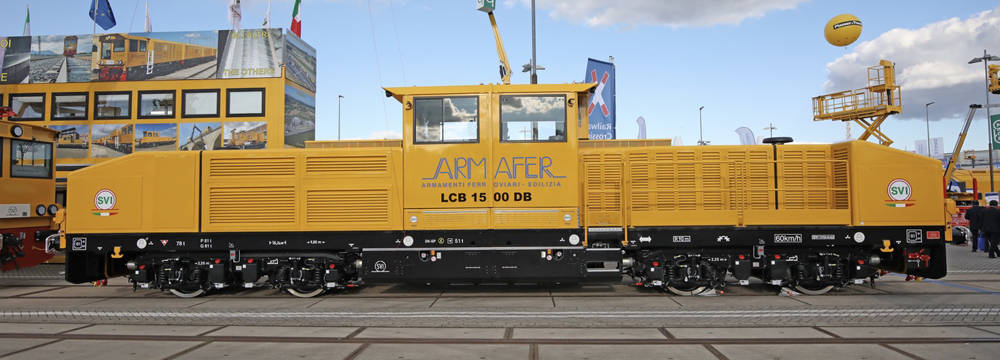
[500, 95, 567, 142]
[101, 42, 112, 59]
[113, 39, 125, 52]
[10, 139, 53, 179]
[414, 97, 478, 144]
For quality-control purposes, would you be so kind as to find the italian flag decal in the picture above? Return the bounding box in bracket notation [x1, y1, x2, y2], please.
[290, 0, 302, 37]
[886, 203, 915, 208]
[92, 211, 119, 216]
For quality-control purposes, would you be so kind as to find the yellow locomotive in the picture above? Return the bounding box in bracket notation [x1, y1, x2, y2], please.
[136, 130, 175, 149]
[1, 118, 60, 271]
[225, 124, 267, 149]
[58, 82, 947, 297]
[63, 36, 78, 56]
[96, 33, 217, 81]
[56, 127, 88, 149]
[94, 124, 134, 154]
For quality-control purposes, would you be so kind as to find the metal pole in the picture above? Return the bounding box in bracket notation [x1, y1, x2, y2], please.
[925, 102, 934, 157]
[985, 51, 996, 192]
[699, 106, 704, 145]
[530, 0, 537, 85]
[338, 95, 344, 141]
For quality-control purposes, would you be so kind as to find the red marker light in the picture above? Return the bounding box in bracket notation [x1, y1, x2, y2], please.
[652, 261, 660, 267]
[635, 282, 644, 286]
[329, 264, 336, 269]
[738, 255, 745, 260]
[139, 265, 146, 270]
[858, 260, 865, 265]
[247, 258, 254, 263]
[214, 259, 221, 264]
[774, 255, 781, 259]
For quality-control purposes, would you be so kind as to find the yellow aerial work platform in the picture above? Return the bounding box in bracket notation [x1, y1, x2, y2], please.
[989, 64, 999, 94]
[812, 60, 901, 146]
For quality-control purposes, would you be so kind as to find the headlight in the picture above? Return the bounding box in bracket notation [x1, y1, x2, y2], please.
[48, 204, 59, 216]
[11, 125, 23, 137]
[35, 204, 46, 216]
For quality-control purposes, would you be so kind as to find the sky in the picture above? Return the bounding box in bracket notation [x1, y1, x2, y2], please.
[2, 0, 999, 154]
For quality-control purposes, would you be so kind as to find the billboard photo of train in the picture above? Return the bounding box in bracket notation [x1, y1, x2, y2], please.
[135, 123, 178, 151]
[94, 30, 218, 82]
[223, 121, 267, 149]
[179, 122, 222, 151]
[284, 84, 315, 148]
[48, 125, 90, 159]
[91, 123, 134, 158]
[29, 35, 95, 83]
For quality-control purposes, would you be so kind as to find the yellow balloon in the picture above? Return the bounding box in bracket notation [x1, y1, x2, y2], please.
[824, 14, 862, 47]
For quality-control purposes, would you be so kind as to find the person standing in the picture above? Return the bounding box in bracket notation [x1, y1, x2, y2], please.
[979, 200, 1000, 258]
[966, 203, 984, 251]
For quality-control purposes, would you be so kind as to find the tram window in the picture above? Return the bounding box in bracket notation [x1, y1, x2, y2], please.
[113, 39, 125, 52]
[129, 40, 138, 52]
[414, 97, 478, 144]
[139, 91, 176, 118]
[182, 90, 220, 118]
[8, 94, 45, 121]
[139, 41, 147, 52]
[500, 95, 567, 142]
[95, 92, 131, 119]
[9, 139, 53, 179]
[101, 42, 112, 59]
[52, 93, 89, 120]
[226, 89, 265, 117]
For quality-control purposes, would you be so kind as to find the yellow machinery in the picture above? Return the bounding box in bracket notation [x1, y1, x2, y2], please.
[226, 124, 267, 149]
[95, 124, 134, 154]
[0, 118, 61, 271]
[136, 131, 175, 149]
[57, 127, 89, 149]
[96, 33, 217, 81]
[813, 60, 901, 145]
[59, 82, 947, 297]
[990, 64, 999, 94]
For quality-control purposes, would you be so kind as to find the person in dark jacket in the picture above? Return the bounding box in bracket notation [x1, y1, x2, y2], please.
[979, 200, 1000, 258]
[966, 203, 984, 251]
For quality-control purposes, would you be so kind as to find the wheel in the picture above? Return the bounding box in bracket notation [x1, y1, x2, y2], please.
[169, 288, 206, 298]
[286, 287, 325, 298]
[664, 284, 708, 296]
[791, 284, 835, 295]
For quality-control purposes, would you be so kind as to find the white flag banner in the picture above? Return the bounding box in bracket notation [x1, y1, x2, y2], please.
[228, 0, 242, 30]
[735, 126, 756, 145]
[263, 0, 271, 28]
[915, 139, 928, 157]
[673, 137, 684, 146]
[636, 117, 647, 139]
[144, 1, 152, 32]
[930, 137, 945, 159]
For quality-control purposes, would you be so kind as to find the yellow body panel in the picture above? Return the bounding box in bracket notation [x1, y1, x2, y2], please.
[1, 121, 59, 230]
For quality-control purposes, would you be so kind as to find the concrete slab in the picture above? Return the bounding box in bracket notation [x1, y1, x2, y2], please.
[0, 286, 58, 297]
[976, 326, 1000, 334]
[513, 328, 665, 340]
[792, 294, 928, 306]
[206, 325, 357, 338]
[939, 274, 1000, 281]
[820, 326, 1000, 338]
[76, 298, 212, 309]
[952, 281, 1000, 291]
[553, 296, 680, 308]
[873, 281, 979, 294]
[713, 344, 912, 360]
[174, 342, 360, 360]
[669, 295, 805, 308]
[549, 284, 656, 296]
[441, 284, 552, 297]
[22, 286, 150, 298]
[666, 327, 832, 339]
[309, 297, 437, 309]
[890, 342, 1000, 360]
[67, 324, 219, 337]
[0, 322, 89, 334]
[357, 327, 505, 339]
[354, 344, 526, 360]
[0, 338, 56, 357]
[905, 293, 1000, 305]
[10, 339, 201, 359]
[539, 345, 717, 360]
[431, 297, 555, 308]
[0, 297, 106, 309]
[190, 298, 323, 309]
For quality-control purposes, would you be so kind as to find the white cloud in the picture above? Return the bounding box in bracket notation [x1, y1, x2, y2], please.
[823, 7, 1000, 121]
[510, 0, 805, 28]
[370, 130, 402, 139]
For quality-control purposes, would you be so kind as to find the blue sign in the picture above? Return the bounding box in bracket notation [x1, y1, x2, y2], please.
[584, 58, 615, 139]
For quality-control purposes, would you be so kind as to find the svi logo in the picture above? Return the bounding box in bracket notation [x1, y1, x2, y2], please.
[92, 189, 119, 216]
[886, 178, 915, 208]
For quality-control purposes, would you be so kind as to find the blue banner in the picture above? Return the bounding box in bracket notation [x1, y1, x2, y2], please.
[89, 0, 117, 31]
[584, 58, 615, 139]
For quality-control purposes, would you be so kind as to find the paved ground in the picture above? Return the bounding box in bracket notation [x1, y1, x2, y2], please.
[2, 244, 998, 359]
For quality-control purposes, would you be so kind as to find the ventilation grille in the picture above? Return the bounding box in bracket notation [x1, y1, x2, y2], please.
[421, 210, 489, 226]
[306, 140, 403, 148]
[306, 155, 388, 175]
[208, 186, 296, 225]
[307, 189, 389, 225]
[209, 157, 296, 177]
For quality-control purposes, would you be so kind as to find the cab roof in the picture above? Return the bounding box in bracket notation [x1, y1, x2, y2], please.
[383, 83, 597, 103]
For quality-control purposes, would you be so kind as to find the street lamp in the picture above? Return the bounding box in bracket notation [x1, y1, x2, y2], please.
[763, 123, 777, 138]
[925, 102, 934, 157]
[969, 50, 1000, 191]
[338, 95, 344, 141]
[698, 106, 705, 145]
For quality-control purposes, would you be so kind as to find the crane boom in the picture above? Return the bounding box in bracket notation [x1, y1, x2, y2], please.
[488, 12, 512, 86]
[944, 103, 1000, 182]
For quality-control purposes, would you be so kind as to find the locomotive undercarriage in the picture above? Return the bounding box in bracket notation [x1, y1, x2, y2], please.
[626, 247, 884, 296]
[126, 252, 362, 298]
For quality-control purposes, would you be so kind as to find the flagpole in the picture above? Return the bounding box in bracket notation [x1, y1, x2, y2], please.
[93, 0, 99, 35]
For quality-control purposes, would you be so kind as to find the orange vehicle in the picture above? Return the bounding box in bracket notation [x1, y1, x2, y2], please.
[226, 124, 267, 149]
[1, 110, 60, 271]
[94, 124, 134, 154]
[96, 33, 217, 81]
